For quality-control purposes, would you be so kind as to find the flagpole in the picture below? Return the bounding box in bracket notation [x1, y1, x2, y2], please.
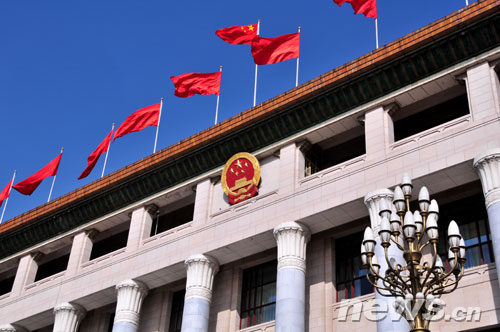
[296, 26, 301, 87]
[465, 0, 469, 5]
[375, 18, 379, 49]
[48, 147, 63, 203]
[253, 19, 261, 107]
[153, 98, 163, 153]
[101, 123, 115, 178]
[215, 66, 223, 125]
[0, 170, 16, 223]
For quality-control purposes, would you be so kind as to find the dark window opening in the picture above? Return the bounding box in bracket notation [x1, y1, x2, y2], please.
[168, 289, 185, 332]
[394, 93, 469, 141]
[336, 231, 373, 301]
[90, 229, 129, 261]
[304, 134, 366, 177]
[0, 268, 16, 296]
[151, 203, 194, 237]
[35, 254, 69, 282]
[437, 193, 493, 271]
[107, 313, 115, 332]
[240, 260, 277, 329]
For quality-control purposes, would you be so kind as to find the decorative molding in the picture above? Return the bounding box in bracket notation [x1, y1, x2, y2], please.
[53, 302, 86, 332]
[114, 279, 149, 325]
[273, 221, 310, 272]
[184, 254, 219, 301]
[364, 189, 394, 233]
[474, 148, 500, 208]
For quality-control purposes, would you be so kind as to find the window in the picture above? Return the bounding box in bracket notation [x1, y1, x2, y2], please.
[107, 313, 115, 332]
[0, 268, 17, 296]
[304, 128, 366, 177]
[336, 231, 372, 301]
[150, 203, 194, 237]
[168, 290, 185, 332]
[393, 90, 469, 141]
[437, 193, 493, 271]
[240, 261, 277, 329]
[35, 253, 70, 282]
[90, 229, 129, 261]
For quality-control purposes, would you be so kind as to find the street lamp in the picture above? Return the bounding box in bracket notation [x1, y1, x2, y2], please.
[361, 174, 466, 332]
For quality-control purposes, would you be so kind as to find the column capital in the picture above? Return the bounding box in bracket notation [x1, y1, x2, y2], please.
[115, 279, 149, 326]
[184, 254, 219, 302]
[474, 148, 500, 208]
[53, 302, 86, 332]
[273, 221, 310, 272]
[364, 189, 394, 233]
[0, 324, 27, 332]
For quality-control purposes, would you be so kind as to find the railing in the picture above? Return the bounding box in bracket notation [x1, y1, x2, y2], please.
[24, 271, 65, 291]
[238, 320, 275, 332]
[81, 247, 126, 268]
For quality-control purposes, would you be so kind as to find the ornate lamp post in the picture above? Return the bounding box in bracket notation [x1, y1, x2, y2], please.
[361, 174, 466, 332]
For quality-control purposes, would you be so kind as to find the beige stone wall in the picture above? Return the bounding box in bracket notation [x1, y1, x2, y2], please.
[1, 54, 500, 331]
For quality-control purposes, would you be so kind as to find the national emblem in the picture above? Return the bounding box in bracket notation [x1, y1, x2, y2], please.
[221, 152, 261, 205]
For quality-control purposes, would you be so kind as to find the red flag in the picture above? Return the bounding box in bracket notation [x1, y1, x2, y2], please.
[0, 179, 13, 208]
[13, 153, 62, 195]
[78, 128, 113, 180]
[113, 103, 161, 141]
[333, 0, 377, 19]
[251, 33, 300, 65]
[170, 72, 221, 98]
[216, 23, 258, 45]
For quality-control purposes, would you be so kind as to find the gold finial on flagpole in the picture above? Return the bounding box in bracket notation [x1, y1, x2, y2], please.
[161, 97, 164, 101]
[14, 170, 17, 174]
[220, 65, 223, 70]
[60, 147, 64, 152]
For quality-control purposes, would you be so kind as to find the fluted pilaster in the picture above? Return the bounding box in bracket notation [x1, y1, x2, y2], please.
[273, 221, 310, 272]
[364, 189, 394, 233]
[114, 279, 148, 326]
[0, 324, 27, 332]
[474, 149, 500, 208]
[53, 302, 86, 332]
[184, 254, 219, 302]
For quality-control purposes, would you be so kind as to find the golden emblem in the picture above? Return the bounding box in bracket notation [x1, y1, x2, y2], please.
[221, 152, 261, 204]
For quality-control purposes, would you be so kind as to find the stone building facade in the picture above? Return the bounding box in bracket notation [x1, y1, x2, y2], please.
[1, 1, 500, 332]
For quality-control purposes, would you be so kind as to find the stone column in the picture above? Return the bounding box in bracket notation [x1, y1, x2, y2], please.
[474, 149, 500, 286]
[53, 302, 86, 332]
[466, 62, 499, 120]
[0, 324, 27, 332]
[112, 279, 149, 332]
[364, 105, 395, 161]
[192, 179, 211, 225]
[66, 229, 98, 275]
[180, 254, 219, 332]
[279, 143, 299, 192]
[11, 252, 41, 296]
[126, 205, 156, 251]
[364, 189, 409, 332]
[273, 221, 310, 332]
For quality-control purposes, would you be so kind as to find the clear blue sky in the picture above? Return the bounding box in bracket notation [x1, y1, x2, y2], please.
[0, 0, 475, 220]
